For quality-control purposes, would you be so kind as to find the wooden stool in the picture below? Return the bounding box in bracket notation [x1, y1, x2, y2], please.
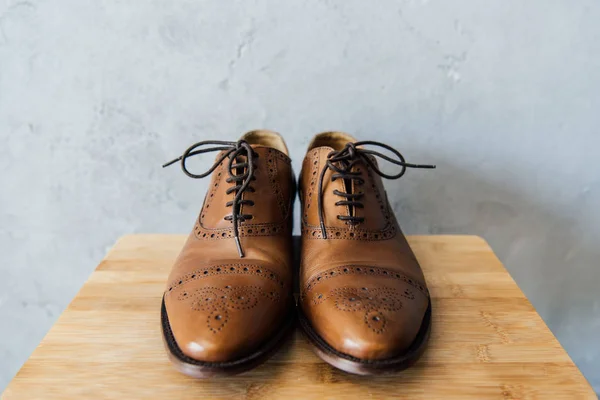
[2, 235, 595, 399]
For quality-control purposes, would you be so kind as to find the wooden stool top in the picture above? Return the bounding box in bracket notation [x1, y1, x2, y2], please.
[2, 235, 595, 399]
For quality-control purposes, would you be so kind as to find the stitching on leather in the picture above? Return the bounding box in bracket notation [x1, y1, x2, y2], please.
[174, 285, 282, 334]
[194, 149, 292, 240]
[301, 223, 396, 241]
[310, 291, 327, 306]
[309, 287, 408, 334]
[365, 309, 387, 334]
[365, 164, 393, 223]
[301, 152, 397, 240]
[194, 220, 287, 240]
[302, 266, 428, 297]
[266, 149, 288, 218]
[226, 286, 260, 310]
[333, 288, 367, 311]
[304, 150, 319, 219]
[167, 264, 285, 291]
[207, 308, 229, 333]
[271, 149, 292, 164]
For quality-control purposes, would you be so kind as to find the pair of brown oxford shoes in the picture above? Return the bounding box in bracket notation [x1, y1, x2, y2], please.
[161, 130, 435, 377]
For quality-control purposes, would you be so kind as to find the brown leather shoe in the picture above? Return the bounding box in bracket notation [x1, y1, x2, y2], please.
[161, 130, 295, 378]
[298, 132, 435, 375]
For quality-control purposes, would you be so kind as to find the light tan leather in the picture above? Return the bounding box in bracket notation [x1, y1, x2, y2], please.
[163, 130, 294, 363]
[299, 132, 430, 361]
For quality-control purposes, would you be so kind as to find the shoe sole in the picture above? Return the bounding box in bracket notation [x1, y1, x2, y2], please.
[161, 297, 294, 378]
[298, 301, 431, 375]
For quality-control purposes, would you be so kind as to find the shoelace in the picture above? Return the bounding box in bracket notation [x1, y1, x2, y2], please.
[163, 140, 258, 258]
[317, 141, 436, 238]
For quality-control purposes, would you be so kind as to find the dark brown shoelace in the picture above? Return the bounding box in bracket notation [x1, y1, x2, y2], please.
[317, 141, 436, 238]
[163, 140, 258, 258]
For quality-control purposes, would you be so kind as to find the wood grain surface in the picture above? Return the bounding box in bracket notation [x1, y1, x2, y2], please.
[2, 235, 595, 399]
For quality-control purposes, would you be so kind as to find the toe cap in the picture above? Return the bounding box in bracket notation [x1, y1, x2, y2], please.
[164, 267, 289, 363]
[302, 268, 429, 360]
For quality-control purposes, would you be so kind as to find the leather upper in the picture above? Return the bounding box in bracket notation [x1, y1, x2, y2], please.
[299, 132, 430, 361]
[163, 131, 294, 363]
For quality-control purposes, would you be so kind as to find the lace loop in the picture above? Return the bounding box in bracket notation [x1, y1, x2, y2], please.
[163, 140, 257, 257]
[317, 141, 435, 238]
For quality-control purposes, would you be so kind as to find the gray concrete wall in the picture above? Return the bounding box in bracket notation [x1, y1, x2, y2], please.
[1, 0, 599, 394]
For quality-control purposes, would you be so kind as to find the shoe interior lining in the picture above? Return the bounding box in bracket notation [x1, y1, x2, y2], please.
[242, 130, 289, 155]
[307, 131, 357, 151]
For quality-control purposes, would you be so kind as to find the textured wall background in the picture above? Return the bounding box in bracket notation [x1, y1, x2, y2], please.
[1, 0, 599, 394]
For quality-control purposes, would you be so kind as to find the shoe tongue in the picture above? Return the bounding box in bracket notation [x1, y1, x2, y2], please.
[238, 130, 289, 155]
[246, 143, 281, 155]
[248, 143, 269, 150]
